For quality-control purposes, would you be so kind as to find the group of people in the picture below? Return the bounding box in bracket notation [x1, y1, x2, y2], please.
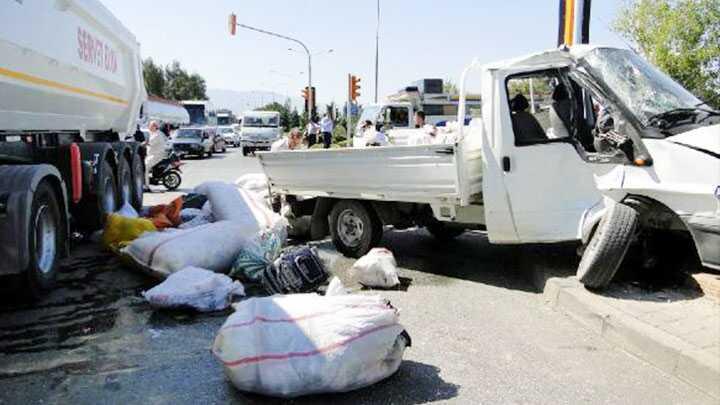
[357, 110, 441, 147]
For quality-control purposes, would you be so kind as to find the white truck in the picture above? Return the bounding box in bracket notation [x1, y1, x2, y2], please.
[259, 46, 719, 289]
[239, 111, 282, 156]
[352, 78, 481, 147]
[0, 0, 147, 295]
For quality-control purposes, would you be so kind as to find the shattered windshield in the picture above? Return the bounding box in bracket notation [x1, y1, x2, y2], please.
[582, 48, 702, 127]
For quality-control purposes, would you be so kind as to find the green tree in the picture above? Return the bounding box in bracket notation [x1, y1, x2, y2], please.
[164, 61, 208, 101]
[443, 79, 459, 95]
[289, 108, 301, 129]
[142, 58, 165, 97]
[614, 0, 720, 108]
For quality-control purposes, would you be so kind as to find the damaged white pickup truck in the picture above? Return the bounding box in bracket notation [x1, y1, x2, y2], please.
[259, 46, 719, 289]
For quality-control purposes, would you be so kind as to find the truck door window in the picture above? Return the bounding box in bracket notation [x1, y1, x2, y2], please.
[506, 72, 571, 146]
[388, 107, 409, 127]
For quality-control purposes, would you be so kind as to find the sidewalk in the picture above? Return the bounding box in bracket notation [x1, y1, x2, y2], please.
[522, 246, 720, 399]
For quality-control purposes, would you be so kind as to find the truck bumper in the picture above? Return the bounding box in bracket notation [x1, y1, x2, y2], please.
[684, 213, 720, 270]
[241, 140, 273, 149]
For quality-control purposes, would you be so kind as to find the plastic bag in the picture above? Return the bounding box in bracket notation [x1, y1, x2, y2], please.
[351, 248, 400, 288]
[229, 223, 286, 283]
[102, 213, 157, 250]
[178, 208, 214, 230]
[212, 294, 410, 398]
[122, 220, 258, 278]
[325, 276, 348, 296]
[116, 202, 139, 218]
[143, 267, 245, 312]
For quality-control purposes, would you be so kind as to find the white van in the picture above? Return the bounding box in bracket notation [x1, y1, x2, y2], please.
[239, 111, 281, 155]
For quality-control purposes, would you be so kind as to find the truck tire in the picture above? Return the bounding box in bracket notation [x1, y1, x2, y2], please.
[129, 146, 145, 211]
[577, 202, 639, 289]
[116, 155, 132, 207]
[26, 180, 63, 296]
[76, 160, 117, 231]
[426, 221, 465, 242]
[329, 200, 382, 258]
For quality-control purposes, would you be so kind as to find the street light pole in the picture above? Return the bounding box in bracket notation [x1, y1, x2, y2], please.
[374, 0, 380, 103]
[231, 22, 313, 119]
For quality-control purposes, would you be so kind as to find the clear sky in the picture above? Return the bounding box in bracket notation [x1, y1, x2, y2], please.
[101, 0, 628, 107]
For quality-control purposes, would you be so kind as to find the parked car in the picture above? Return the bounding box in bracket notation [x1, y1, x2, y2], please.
[172, 127, 213, 158]
[218, 126, 239, 147]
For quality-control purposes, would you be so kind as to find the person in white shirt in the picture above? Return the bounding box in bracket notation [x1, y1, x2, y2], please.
[319, 114, 334, 149]
[407, 111, 439, 146]
[305, 117, 320, 147]
[271, 127, 304, 152]
[360, 120, 389, 147]
[143, 120, 167, 190]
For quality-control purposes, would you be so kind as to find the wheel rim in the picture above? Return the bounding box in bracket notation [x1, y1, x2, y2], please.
[164, 173, 181, 189]
[337, 209, 364, 247]
[34, 205, 57, 274]
[103, 177, 116, 213]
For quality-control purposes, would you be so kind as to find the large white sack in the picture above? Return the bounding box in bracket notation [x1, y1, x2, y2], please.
[143, 267, 245, 312]
[351, 248, 400, 288]
[194, 181, 280, 230]
[213, 294, 409, 398]
[122, 221, 257, 278]
[235, 173, 269, 196]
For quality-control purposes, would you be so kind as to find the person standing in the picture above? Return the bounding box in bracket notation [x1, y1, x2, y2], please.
[319, 113, 334, 149]
[306, 116, 320, 147]
[143, 120, 167, 191]
[408, 110, 438, 145]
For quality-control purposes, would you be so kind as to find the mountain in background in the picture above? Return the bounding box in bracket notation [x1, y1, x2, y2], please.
[207, 88, 303, 114]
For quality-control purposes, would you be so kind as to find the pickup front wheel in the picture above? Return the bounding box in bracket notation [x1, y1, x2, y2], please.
[330, 200, 382, 258]
[577, 202, 639, 289]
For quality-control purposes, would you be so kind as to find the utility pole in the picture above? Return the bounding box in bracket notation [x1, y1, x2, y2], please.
[374, 0, 380, 103]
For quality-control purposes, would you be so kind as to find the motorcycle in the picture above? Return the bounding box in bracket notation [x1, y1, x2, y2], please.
[149, 150, 183, 191]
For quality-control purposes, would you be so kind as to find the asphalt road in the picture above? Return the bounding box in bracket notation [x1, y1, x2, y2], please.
[0, 148, 713, 404]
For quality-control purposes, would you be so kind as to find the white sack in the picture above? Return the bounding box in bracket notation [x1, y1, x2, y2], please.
[122, 221, 257, 278]
[195, 181, 280, 231]
[212, 294, 409, 398]
[235, 173, 269, 196]
[143, 267, 245, 312]
[351, 248, 400, 288]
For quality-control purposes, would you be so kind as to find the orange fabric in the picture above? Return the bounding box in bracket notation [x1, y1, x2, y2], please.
[146, 197, 184, 229]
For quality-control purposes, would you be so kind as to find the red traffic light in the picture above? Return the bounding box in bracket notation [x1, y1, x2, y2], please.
[228, 13, 237, 36]
[350, 75, 361, 101]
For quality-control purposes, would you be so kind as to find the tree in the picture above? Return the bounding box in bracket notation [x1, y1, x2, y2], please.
[143, 58, 165, 97]
[289, 108, 301, 129]
[614, 0, 720, 108]
[164, 61, 208, 101]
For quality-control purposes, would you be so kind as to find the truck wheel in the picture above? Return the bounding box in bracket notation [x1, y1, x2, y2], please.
[577, 203, 639, 289]
[330, 200, 382, 258]
[26, 181, 62, 296]
[426, 221, 465, 242]
[77, 160, 117, 230]
[116, 156, 132, 207]
[129, 146, 145, 211]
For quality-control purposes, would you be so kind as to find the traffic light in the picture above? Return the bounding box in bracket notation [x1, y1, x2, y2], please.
[350, 75, 361, 101]
[302, 87, 316, 115]
[228, 13, 237, 36]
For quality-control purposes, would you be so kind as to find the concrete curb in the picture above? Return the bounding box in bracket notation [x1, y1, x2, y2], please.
[533, 263, 720, 400]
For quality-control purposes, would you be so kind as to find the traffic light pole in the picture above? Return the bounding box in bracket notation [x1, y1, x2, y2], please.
[230, 21, 313, 119]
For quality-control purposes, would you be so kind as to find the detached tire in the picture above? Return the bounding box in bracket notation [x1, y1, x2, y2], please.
[26, 181, 63, 297]
[329, 200, 382, 258]
[577, 203, 638, 289]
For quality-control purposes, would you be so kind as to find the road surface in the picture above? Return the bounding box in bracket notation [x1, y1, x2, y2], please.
[0, 148, 713, 404]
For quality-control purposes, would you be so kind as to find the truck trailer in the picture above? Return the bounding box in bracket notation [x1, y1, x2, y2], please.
[0, 0, 148, 296]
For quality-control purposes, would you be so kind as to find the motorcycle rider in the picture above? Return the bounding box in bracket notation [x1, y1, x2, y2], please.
[144, 120, 167, 191]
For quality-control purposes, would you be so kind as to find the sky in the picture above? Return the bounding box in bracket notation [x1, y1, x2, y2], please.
[101, 0, 629, 108]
